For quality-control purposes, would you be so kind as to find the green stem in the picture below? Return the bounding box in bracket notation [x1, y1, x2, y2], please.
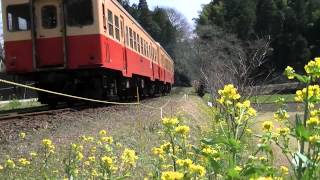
[298, 83, 310, 179]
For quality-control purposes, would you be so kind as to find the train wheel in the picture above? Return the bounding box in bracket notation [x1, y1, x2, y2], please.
[166, 84, 172, 94]
[148, 83, 156, 97]
[48, 101, 58, 109]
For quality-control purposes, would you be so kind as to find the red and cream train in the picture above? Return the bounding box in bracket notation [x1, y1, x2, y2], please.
[1, 0, 174, 106]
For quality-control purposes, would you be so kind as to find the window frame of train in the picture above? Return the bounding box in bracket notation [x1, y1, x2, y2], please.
[114, 15, 120, 41]
[6, 3, 31, 32]
[41, 5, 58, 29]
[108, 10, 114, 37]
[65, 0, 94, 27]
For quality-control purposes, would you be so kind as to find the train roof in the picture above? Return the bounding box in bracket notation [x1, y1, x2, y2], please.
[111, 0, 174, 64]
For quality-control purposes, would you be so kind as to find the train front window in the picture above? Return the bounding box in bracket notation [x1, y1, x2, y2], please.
[7, 4, 31, 32]
[66, 0, 93, 26]
[42, 6, 57, 29]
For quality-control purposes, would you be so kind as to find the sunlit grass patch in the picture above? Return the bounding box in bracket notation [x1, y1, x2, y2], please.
[249, 94, 295, 104]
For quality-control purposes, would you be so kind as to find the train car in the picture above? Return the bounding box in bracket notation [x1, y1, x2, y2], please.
[1, 0, 174, 106]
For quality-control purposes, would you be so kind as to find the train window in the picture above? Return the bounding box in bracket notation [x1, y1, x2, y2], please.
[129, 28, 133, 48]
[114, 15, 120, 41]
[120, 17, 124, 38]
[137, 34, 140, 53]
[141, 38, 144, 55]
[152, 48, 154, 61]
[126, 26, 129, 46]
[133, 32, 137, 51]
[42, 6, 57, 29]
[108, 10, 114, 37]
[146, 43, 149, 58]
[102, 4, 106, 30]
[66, 0, 93, 26]
[144, 41, 147, 56]
[7, 4, 31, 32]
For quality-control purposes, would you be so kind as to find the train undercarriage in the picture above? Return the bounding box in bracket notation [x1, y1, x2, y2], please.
[33, 68, 172, 107]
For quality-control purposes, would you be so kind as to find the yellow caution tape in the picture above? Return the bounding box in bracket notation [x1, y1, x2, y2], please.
[0, 78, 139, 105]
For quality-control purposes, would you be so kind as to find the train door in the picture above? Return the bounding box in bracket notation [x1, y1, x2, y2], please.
[34, 0, 65, 69]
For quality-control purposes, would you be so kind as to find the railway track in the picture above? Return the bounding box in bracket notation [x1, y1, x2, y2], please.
[0, 105, 75, 121]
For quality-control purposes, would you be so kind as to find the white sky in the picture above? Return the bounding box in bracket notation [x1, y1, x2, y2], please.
[131, 0, 211, 25]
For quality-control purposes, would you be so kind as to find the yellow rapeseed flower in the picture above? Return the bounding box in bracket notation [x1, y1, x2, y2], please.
[243, 100, 251, 108]
[100, 136, 114, 144]
[42, 139, 55, 153]
[19, 132, 26, 139]
[91, 169, 99, 177]
[84, 161, 90, 166]
[295, 85, 320, 102]
[76, 152, 84, 161]
[278, 127, 290, 136]
[248, 155, 257, 160]
[42, 139, 52, 147]
[160, 142, 172, 153]
[262, 121, 274, 132]
[304, 57, 320, 78]
[121, 148, 138, 167]
[87, 136, 94, 142]
[190, 164, 206, 177]
[217, 84, 241, 105]
[162, 118, 179, 127]
[247, 107, 257, 117]
[274, 111, 289, 121]
[176, 159, 193, 168]
[161, 171, 184, 180]
[88, 156, 96, 162]
[101, 156, 113, 168]
[202, 147, 218, 156]
[246, 128, 253, 134]
[152, 147, 164, 160]
[255, 177, 273, 180]
[91, 147, 97, 153]
[174, 125, 190, 136]
[280, 166, 289, 175]
[234, 166, 242, 171]
[309, 135, 320, 144]
[99, 130, 107, 136]
[284, 66, 295, 79]
[18, 158, 30, 166]
[5, 159, 15, 169]
[306, 116, 320, 127]
[259, 156, 267, 162]
[116, 142, 123, 148]
[30, 152, 37, 157]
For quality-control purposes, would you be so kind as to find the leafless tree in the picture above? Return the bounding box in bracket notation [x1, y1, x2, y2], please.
[164, 8, 192, 40]
[195, 25, 273, 100]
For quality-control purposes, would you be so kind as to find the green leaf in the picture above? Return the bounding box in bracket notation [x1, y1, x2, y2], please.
[227, 168, 240, 179]
[295, 74, 311, 84]
[200, 138, 215, 145]
[295, 124, 310, 141]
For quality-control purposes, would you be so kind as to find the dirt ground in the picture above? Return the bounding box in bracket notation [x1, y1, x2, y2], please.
[253, 111, 304, 170]
[0, 88, 212, 176]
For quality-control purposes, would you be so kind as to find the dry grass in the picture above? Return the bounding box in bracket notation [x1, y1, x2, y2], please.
[0, 88, 212, 177]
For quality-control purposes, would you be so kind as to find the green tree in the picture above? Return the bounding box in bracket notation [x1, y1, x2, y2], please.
[255, 0, 278, 35]
[137, 0, 154, 34]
